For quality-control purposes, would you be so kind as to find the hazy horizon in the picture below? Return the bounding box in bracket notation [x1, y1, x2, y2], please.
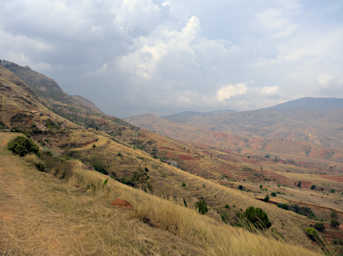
[1, 0, 343, 117]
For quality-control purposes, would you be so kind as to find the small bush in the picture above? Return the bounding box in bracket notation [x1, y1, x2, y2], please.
[314, 223, 325, 232]
[182, 182, 186, 187]
[244, 207, 271, 229]
[277, 203, 289, 210]
[310, 185, 316, 190]
[305, 227, 319, 241]
[263, 195, 270, 202]
[331, 219, 340, 228]
[271, 192, 277, 197]
[35, 162, 47, 172]
[195, 198, 208, 215]
[225, 204, 230, 209]
[8, 136, 39, 157]
[238, 185, 244, 190]
[331, 211, 338, 219]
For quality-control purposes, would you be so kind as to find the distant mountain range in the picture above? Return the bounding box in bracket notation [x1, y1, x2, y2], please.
[127, 97, 343, 163]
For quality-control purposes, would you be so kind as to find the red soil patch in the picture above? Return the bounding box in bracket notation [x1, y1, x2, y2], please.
[320, 175, 343, 183]
[111, 199, 133, 209]
[177, 154, 195, 161]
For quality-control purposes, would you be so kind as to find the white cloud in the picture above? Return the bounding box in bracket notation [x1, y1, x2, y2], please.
[1, 0, 343, 116]
[217, 83, 248, 102]
[317, 74, 334, 88]
[260, 86, 279, 95]
[256, 8, 297, 38]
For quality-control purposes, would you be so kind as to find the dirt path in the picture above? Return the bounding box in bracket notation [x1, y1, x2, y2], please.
[0, 136, 76, 255]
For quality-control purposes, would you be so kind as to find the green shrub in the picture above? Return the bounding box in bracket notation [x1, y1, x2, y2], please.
[8, 136, 39, 157]
[244, 207, 271, 229]
[331, 211, 338, 219]
[314, 223, 325, 232]
[225, 204, 230, 209]
[305, 227, 319, 241]
[263, 195, 270, 202]
[238, 185, 244, 190]
[310, 185, 316, 190]
[271, 192, 277, 197]
[277, 203, 289, 210]
[35, 162, 47, 172]
[195, 198, 208, 215]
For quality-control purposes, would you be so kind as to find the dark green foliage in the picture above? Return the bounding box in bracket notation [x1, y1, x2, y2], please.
[277, 203, 315, 219]
[8, 136, 39, 157]
[314, 223, 325, 232]
[183, 198, 188, 207]
[117, 169, 152, 192]
[277, 203, 290, 210]
[333, 239, 343, 245]
[195, 198, 208, 215]
[35, 162, 47, 172]
[238, 185, 244, 190]
[0, 121, 7, 129]
[291, 204, 316, 219]
[271, 192, 277, 197]
[92, 162, 109, 175]
[310, 185, 316, 190]
[259, 184, 263, 190]
[263, 195, 270, 202]
[182, 182, 186, 187]
[331, 211, 338, 219]
[244, 207, 271, 229]
[305, 227, 319, 241]
[330, 189, 336, 193]
[225, 204, 230, 209]
[45, 119, 60, 130]
[297, 181, 302, 188]
[331, 219, 340, 228]
[220, 211, 230, 224]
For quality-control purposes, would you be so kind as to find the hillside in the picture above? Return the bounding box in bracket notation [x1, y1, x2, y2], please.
[128, 98, 343, 165]
[1, 62, 343, 255]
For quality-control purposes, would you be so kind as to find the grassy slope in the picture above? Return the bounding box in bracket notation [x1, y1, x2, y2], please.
[0, 133, 321, 256]
[0, 64, 340, 253]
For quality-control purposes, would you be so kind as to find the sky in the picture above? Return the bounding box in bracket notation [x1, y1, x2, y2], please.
[1, 0, 343, 117]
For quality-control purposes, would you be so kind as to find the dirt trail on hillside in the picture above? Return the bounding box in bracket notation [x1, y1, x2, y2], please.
[0, 154, 76, 255]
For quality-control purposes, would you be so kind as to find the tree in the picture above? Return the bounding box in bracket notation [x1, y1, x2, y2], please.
[244, 207, 271, 229]
[195, 198, 208, 215]
[8, 136, 39, 157]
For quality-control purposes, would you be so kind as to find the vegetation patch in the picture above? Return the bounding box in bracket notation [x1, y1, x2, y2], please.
[243, 206, 272, 230]
[8, 136, 39, 157]
[277, 203, 316, 219]
[195, 198, 208, 215]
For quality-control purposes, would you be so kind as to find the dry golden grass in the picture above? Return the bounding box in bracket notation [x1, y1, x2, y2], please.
[71, 135, 320, 247]
[0, 132, 322, 256]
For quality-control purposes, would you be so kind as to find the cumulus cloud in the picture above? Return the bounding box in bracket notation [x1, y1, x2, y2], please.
[0, 0, 343, 116]
[260, 86, 279, 95]
[117, 16, 200, 79]
[217, 84, 248, 102]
